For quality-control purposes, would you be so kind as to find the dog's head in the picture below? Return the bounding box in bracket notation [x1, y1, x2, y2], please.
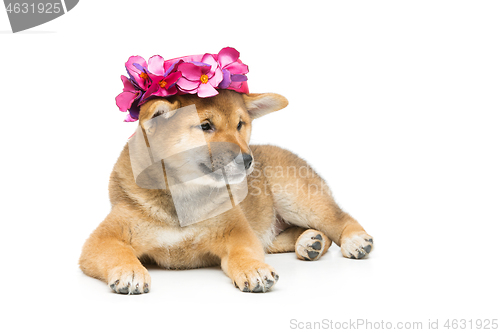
[135, 90, 287, 186]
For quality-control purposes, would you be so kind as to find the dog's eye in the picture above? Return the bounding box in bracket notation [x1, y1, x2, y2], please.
[237, 121, 244, 131]
[200, 122, 212, 131]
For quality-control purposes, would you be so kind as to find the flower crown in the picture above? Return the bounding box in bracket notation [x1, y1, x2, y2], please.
[115, 47, 249, 122]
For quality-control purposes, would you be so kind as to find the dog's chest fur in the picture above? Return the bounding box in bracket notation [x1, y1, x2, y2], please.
[144, 223, 216, 268]
[155, 226, 196, 248]
[143, 207, 280, 269]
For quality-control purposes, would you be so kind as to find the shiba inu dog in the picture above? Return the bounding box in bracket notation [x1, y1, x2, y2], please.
[79, 90, 373, 294]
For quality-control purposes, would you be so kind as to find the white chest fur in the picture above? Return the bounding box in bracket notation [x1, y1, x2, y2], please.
[154, 226, 197, 248]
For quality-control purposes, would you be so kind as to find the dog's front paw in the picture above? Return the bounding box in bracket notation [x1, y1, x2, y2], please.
[108, 265, 151, 295]
[341, 233, 373, 259]
[232, 261, 278, 293]
[295, 229, 331, 261]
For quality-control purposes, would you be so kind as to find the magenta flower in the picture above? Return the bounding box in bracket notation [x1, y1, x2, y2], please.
[142, 55, 182, 101]
[216, 47, 249, 92]
[176, 54, 223, 98]
[115, 75, 143, 122]
[115, 48, 250, 121]
[125, 56, 151, 91]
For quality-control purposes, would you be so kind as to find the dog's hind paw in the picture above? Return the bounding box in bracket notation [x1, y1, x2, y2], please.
[295, 229, 332, 261]
[341, 233, 373, 259]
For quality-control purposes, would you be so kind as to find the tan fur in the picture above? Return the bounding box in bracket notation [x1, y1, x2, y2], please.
[79, 90, 373, 294]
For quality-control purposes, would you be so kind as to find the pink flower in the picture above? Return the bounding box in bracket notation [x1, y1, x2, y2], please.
[216, 47, 249, 93]
[115, 48, 250, 121]
[176, 54, 223, 98]
[125, 56, 151, 91]
[115, 75, 143, 122]
[141, 55, 182, 101]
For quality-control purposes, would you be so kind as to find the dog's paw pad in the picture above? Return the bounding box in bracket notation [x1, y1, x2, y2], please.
[312, 234, 323, 241]
[295, 229, 330, 261]
[341, 233, 374, 259]
[232, 262, 278, 293]
[107, 266, 151, 295]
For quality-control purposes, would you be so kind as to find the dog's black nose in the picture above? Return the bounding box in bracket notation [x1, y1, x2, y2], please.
[242, 154, 253, 170]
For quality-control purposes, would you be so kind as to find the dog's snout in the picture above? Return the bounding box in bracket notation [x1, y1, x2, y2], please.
[242, 154, 253, 170]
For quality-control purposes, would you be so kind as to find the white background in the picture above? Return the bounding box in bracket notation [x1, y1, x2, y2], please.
[1, 1, 499, 332]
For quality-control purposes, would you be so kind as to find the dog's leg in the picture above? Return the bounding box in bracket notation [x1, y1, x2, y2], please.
[266, 226, 306, 253]
[267, 154, 373, 259]
[267, 226, 332, 261]
[214, 210, 279, 293]
[79, 205, 151, 294]
[306, 206, 373, 260]
[274, 189, 373, 259]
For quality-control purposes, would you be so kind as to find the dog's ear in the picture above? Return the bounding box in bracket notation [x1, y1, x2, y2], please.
[139, 99, 180, 123]
[243, 93, 288, 120]
[138, 99, 180, 134]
